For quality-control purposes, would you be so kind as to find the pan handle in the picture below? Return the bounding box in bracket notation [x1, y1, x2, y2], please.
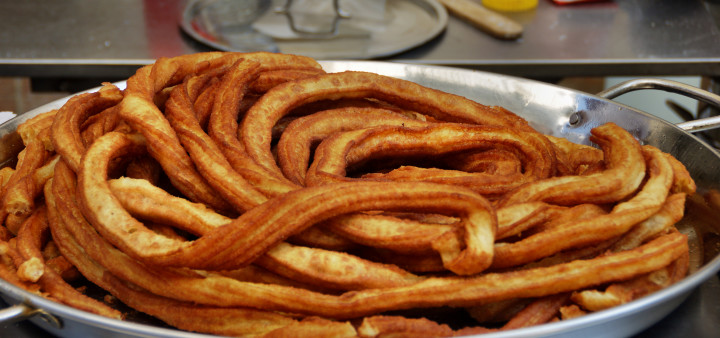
[0, 302, 62, 328]
[596, 78, 720, 133]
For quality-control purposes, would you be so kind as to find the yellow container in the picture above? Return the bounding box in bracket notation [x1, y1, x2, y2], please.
[482, 0, 538, 11]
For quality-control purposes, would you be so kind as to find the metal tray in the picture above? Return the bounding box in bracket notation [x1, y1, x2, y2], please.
[1, 61, 720, 337]
[180, 0, 448, 59]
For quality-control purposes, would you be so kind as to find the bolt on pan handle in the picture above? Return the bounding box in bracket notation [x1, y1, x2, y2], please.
[597, 78, 720, 133]
[0, 302, 62, 329]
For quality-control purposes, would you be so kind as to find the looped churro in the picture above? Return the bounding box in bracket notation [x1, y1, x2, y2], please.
[277, 107, 429, 185]
[241, 71, 536, 181]
[80, 127, 497, 272]
[50, 83, 123, 173]
[306, 123, 555, 198]
[164, 64, 267, 212]
[499, 123, 646, 207]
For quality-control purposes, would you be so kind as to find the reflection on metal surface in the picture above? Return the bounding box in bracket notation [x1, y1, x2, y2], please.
[181, 0, 278, 52]
[0, 302, 63, 330]
[598, 78, 720, 147]
[0, 112, 15, 125]
[697, 77, 720, 148]
[273, 0, 352, 38]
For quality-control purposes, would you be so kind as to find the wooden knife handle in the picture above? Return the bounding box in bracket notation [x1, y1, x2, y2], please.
[439, 0, 524, 40]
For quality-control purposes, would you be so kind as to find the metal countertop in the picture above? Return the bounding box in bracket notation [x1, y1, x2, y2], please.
[1, 0, 720, 79]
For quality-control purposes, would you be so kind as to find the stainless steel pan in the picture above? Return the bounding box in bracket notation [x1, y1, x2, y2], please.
[1, 61, 719, 337]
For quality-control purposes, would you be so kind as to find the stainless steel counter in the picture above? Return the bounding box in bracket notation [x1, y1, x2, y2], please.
[1, 0, 720, 79]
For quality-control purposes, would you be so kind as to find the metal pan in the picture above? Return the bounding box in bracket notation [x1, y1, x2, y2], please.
[1, 61, 720, 337]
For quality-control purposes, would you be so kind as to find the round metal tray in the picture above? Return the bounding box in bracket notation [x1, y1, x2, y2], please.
[180, 0, 448, 59]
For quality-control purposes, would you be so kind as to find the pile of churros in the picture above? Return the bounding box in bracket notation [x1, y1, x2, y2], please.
[0, 52, 697, 337]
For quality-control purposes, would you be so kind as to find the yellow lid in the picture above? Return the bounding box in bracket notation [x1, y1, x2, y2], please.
[482, 0, 538, 11]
